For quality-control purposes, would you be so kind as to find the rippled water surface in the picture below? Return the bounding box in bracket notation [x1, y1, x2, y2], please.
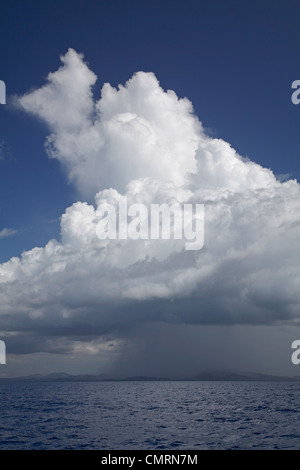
[0, 381, 299, 449]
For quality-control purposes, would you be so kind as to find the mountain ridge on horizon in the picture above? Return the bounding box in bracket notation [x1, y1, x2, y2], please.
[0, 369, 299, 382]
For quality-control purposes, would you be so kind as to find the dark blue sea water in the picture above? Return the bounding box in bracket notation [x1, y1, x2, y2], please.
[0, 381, 299, 450]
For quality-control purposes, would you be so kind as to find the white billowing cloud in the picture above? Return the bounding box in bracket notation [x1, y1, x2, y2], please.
[193, 138, 277, 192]
[1, 48, 300, 353]
[19, 49, 97, 132]
[19, 49, 200, 197]
[19, 48, 277, 199]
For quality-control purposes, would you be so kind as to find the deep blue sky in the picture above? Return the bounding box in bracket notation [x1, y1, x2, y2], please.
[0, 0, 299, 262]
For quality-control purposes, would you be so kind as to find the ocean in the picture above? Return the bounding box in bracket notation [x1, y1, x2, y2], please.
[0, 380, 299, 450]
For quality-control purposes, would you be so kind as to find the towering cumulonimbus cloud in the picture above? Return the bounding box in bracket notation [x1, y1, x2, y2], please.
[19, 48, 277, 198]
[0, 48, 300, 356]
[19, 48, 200, 197]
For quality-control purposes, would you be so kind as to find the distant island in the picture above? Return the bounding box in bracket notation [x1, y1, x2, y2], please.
[0, 370, 300, 382]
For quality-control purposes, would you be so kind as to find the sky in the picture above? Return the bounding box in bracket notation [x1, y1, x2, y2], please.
[0, 0, 300, 378]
